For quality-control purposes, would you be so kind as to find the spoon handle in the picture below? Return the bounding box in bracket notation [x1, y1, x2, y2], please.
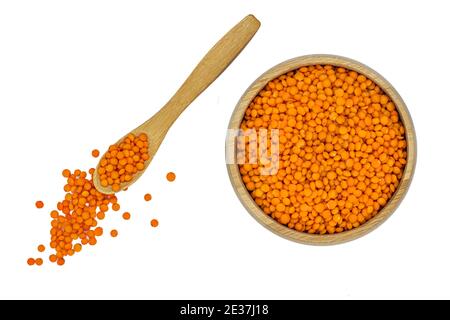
[94, 15, 260, 194]
[157, 14, 260, 124]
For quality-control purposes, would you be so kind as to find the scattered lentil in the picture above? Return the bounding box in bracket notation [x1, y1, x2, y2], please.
[91, 149, 100, 158]
[150, 219, 159, 228]
[166, 172, 176, 182]
[122, 212, 131, 220]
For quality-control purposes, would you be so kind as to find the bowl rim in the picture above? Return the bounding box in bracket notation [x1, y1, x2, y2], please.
[226, 54, 417, 245]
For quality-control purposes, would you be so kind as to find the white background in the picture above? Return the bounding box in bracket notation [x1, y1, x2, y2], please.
[0, 0, 449, 300]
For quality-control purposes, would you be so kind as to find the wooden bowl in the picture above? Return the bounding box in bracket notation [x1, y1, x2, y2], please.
[226, 54, 417, 245]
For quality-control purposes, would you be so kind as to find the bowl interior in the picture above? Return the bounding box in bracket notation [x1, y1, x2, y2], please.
[226, 54, 416, 245]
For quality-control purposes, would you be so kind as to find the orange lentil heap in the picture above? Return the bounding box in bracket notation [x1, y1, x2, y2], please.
[238, 65, 407, 234]
[45, 168, 120, 265]
[98, 133, 150, 192]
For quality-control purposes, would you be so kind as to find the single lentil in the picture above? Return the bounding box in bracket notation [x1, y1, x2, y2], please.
[150, 219, 159, 228]
[166, 172, 176, 182]
[122, 212, 131, 220]
[91, 149, 100, 158]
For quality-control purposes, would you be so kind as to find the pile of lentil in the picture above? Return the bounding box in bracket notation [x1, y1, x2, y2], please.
[98, 133, 150, 192]
[28, 168, 120, 266]
[238, 65, 407, 234]
[27, 151, 174, 266]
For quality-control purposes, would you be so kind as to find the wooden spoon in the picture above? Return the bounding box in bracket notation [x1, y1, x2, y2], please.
[94, 14, 261, 194]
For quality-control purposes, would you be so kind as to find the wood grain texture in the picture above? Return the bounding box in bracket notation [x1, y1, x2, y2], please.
[226, 54, 417, 245]
[94, 14, 261, 194]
